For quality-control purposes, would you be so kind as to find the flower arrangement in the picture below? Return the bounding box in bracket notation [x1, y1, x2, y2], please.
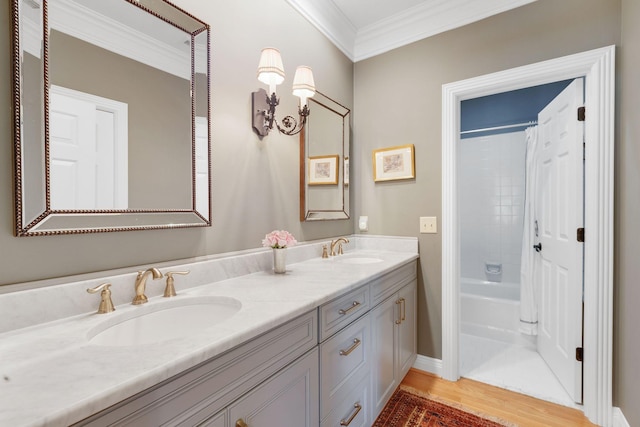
[262, 230, 297, 249]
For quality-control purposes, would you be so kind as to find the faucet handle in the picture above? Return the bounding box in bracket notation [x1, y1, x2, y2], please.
[87, 283, 115, 314]
[164, 271, 189, 297]
[322, 245, 329, 259]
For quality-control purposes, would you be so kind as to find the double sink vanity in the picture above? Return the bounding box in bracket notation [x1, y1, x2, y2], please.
[0, 235, 418, 426]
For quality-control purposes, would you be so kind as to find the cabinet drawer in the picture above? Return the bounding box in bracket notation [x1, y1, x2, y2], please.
[370, 261, 416, 307]
[228, 348, 319, 427]
[76, 310, 317, 427]
[321, 374, 370, 427]
[319, 285, 369, 341]
[319, 313, 370, 419]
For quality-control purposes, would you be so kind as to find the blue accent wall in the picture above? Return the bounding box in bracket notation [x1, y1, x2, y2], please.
[461, 79, 573, 138]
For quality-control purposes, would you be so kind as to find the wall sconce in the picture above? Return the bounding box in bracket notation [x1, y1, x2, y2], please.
[252, 48, 316, 136]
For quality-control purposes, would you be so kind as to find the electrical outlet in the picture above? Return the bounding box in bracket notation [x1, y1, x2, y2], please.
[358, 216, 369, 232]
[420, 217, 437, 234]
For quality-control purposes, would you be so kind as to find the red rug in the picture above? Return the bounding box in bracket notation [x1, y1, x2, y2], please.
[372, 386, 513, 427]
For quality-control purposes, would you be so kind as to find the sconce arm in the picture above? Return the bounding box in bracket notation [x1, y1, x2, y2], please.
[275, 104, 310, 136]
[252, 88, 310, 137]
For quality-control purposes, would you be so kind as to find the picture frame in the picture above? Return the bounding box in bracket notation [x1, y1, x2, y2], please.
[373, 144, 415, 182]
[308, 154, 339, 185]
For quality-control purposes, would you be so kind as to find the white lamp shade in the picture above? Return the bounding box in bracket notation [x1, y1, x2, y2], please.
[257, 48, 285, 93]
[292, 66, 315, 105]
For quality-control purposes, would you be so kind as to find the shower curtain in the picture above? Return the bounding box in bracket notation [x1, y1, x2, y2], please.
[520, 126, 539, 335]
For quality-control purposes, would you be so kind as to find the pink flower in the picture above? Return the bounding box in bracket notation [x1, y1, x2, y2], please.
[262, 230, 297, 249]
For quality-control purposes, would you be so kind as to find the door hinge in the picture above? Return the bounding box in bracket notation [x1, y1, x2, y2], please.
[578, 106, 586, 121]
[577, 228, 585, 242]
[576, 347, 584, 362]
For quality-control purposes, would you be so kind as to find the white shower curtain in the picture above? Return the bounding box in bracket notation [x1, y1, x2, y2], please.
[520, 126, 539, 335]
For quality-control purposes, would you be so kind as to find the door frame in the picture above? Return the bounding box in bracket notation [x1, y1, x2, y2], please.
[441, 46, 614, 426]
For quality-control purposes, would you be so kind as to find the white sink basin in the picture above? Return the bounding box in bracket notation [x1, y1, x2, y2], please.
[88, 296, 241, 346]
[335, 256, 384, 264]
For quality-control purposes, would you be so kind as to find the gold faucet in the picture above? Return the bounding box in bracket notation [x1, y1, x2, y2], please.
[132, 268, 163, 305]
[330, 237, 350, 256]
[86, 282, 115, 314]
[163, 270, 190, 297]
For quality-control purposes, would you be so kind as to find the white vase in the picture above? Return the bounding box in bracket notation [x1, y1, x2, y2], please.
[273, 248, 287, 274]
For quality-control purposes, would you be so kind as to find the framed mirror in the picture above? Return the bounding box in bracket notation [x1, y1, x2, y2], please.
[12, 0, 211, 236]
[300, 91, 350, 221]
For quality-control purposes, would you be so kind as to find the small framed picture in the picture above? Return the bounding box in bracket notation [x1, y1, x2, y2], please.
[309, 155, 339, 185]
[373, 144, 415, 182]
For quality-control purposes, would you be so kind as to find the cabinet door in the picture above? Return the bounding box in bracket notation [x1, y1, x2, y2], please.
[320, 375, 370, 427]
[228, 348, 319, 427]
[197, 410, 226, 427]
[397, 280, 417, 378]
[370, 295, 398, 417]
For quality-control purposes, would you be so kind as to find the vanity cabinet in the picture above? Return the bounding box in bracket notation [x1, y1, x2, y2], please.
[371, 279, 417, 418]
[74, 260, 417, 427]
[74, 311, 318, 427]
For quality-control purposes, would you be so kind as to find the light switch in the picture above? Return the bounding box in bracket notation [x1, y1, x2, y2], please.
[420, 216, 437, 234]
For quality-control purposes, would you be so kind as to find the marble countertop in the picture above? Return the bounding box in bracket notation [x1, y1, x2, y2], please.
[0, 247, 418, 426]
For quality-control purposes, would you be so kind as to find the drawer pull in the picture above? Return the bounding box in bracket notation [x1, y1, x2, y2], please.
[235, 419, 248, 427]
[339, 338, 361, 356]
[338, 301, 361, 315]
[395, 299, 402, 324]
[340, 403, 362, 426]
[400, 297, 406, 322]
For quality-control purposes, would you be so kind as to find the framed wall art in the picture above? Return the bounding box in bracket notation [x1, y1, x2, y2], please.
[373, 144, 415, 182]
[308, 155, 339, 185]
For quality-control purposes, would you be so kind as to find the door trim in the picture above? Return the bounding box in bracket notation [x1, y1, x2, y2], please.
[441, 46, 615, 426]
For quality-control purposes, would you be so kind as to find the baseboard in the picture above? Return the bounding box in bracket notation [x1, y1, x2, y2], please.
[412, 354, 443, 377]
[613, 407, 631, 427]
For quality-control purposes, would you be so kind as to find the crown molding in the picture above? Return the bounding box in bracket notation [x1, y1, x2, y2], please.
[50, 0, 191, 79]
[286, 0, 357, 60]
[355, 0, 536, 61]
[287, 0, 537, 62]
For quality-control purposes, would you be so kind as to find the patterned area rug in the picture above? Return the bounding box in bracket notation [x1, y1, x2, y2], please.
[372, 385, 513, 427]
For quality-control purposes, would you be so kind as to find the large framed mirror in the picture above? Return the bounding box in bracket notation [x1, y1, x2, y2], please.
[12, 0, 211, 236]
[300, 91, 350, 221]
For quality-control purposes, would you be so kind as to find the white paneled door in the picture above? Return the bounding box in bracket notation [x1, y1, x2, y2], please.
[535, 78, 584, 403]
[49, 86, 128, 210]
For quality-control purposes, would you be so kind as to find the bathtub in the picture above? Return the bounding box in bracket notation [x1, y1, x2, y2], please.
[460, 277, 535, 349]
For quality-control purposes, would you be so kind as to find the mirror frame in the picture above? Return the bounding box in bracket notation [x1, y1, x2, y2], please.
[299, 91, 350, 221]
[11, 0, 211, 236]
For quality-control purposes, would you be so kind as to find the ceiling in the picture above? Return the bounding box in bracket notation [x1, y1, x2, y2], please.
[286, 0, 537, 62]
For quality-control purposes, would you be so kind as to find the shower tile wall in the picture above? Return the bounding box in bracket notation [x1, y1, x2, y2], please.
[459, 131, 526, 284]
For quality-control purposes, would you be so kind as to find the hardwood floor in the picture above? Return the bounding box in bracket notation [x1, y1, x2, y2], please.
[401, 368, 598, 427]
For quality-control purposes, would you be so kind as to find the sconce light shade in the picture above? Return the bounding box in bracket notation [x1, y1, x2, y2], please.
[257, 47, 285, 94]
[292, 66, 316, 106]
[252, 48, 314, 137]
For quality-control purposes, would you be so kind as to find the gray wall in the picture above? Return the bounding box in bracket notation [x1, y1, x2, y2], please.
[616, 0, 640, 424]
[353, 0, 638, 423]
[0, 0, 353, 286]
